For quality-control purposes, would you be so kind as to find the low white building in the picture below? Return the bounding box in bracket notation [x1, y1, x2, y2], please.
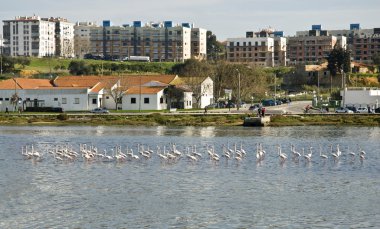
[122, 85, 168, 110]
[341, 87, 380, 108]
[0, 75, 213, 112]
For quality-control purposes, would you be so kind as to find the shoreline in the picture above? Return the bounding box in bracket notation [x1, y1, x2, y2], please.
[0, 113, 379, 127]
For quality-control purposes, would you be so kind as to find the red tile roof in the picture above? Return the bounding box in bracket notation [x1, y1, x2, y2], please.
[124, 86, 166, 95]
[0, 78, 53, 90]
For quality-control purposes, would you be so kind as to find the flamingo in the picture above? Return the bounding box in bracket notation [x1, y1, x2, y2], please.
[278, 145, 287, 161]
[319, 145, 328, 159]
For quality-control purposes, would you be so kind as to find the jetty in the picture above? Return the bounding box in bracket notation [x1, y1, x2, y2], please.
[243, 116, 271, 126]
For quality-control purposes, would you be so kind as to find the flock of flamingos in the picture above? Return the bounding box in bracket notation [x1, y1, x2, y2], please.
[20, 142, 367, 166]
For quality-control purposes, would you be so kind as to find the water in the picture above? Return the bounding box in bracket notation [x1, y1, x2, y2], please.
[0, 125, 379, 228]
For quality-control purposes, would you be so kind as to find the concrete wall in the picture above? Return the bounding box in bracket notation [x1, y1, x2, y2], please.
[342, 88, 380, 108]
[0, 88, 90, 111]
[122, 90, 166, 110]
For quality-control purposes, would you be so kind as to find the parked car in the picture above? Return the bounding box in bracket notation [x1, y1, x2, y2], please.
[91, 108, 110, 114]
[226, 103, 236, 108]
[356, 107, 368, 113]
[205, 103, 218, 109]
[335, 107, 354, 113]
[345, 106, 358, 113]
[249, 104, 260, 111]
[262, 99, 275, 106]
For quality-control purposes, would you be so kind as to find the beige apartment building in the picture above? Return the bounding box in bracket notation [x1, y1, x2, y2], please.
[89, 21, 206, 62]
[297, 24, 380, 64]
[74, 22, 99, 58]
[226, 30, 286, 67]
[287, 29, 346, 65]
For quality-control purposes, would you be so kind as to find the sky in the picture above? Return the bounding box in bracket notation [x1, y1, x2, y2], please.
[1, 0, 380, 41]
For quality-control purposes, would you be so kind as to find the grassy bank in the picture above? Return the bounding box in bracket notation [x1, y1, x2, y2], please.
[0, 113, 245, 126]
[270, 114, 380, 126]
[1, 113, 380, 127]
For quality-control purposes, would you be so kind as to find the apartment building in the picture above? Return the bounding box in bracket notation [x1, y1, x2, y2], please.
[189, 26, 207, 60]
[0, 34, 3, 54]
[297, 24, 380, 64]
[74, 22, 99, 58]
[288, 28, 346, 65]
[89, 20, 207, 62]
[43, 17, 75, 58]
[2, 16, 55, 57]
[2, 16, 74, 58]
[226, 29, 286, 67]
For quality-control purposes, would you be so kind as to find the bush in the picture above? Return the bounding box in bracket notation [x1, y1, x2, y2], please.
[57, 113, 68, 121]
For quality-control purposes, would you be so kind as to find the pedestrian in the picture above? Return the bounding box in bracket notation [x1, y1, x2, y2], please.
[258, 107, 262, 117]
[5, 107, 9, 114]
[204, 106, 208, 114]
[262, 107, 266, 117]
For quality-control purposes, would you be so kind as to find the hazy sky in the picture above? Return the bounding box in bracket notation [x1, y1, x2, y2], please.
[1, 0, 379, 40]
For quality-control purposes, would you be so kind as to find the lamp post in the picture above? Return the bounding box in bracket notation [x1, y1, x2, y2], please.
[274, 72, 277, 106]
[235, 69, 241, 111]
[139, 75, 142, 112]
[0, 45, 3, 76]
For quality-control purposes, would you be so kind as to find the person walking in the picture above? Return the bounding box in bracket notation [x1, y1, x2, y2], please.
[261, 107, 266, 117]
[5, 107, 9, 114]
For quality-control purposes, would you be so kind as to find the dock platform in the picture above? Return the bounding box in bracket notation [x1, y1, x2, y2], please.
[243, 116, 271, 126]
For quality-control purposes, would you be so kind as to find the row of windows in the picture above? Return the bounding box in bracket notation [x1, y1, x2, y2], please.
[229, 41, 267, 47]
[0, 97, 80, 104]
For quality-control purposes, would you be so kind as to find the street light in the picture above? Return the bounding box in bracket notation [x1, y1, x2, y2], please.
[274, 72, 277, 106]
[235, 69, 241, 110]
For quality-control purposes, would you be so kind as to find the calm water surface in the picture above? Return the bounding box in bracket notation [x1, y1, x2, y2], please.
[0, 125, 379, 228]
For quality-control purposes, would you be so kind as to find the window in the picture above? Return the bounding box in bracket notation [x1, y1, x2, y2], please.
[62, 98, 67, 104]
[5, 98, 9, 101]
[54, 98, 58, 101]
[92, 98, 97, 104]
[144, 98, 149, 104]
[131, 98, 136, 104]
[160, 97, 164, 104]
[74, 98, 80, 104]
[0, 98, 2, 101]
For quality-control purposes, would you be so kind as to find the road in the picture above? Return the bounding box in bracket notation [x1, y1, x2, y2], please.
[202, 101, 312, 115]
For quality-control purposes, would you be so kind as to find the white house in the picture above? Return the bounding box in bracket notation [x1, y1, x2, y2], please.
[341, 87, 380, 108]
[0, 75, 212, 112]
[122, 85, 168, 110]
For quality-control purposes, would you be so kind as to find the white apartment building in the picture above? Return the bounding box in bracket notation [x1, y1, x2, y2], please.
[89, 21, 207, 62]
[190, 27, 207, 60]
[74, 22, 99, 58]
[2, 16, 74, 58]
[2, 16, 55, 57]
[43, 17, 75, 58]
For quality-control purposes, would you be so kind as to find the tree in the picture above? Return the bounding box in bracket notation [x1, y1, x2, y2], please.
[327, 46, 351, 76]
[206, 31, 225, 61]
[1, 55, 16, 73]
[164, 85, 184, 109]
[68, 61, 93, 75]
[102, 79, 126, 110]
[171, 59, 213, 78]
[372, 53, 380, 72]
[10, 92, 20, 111]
